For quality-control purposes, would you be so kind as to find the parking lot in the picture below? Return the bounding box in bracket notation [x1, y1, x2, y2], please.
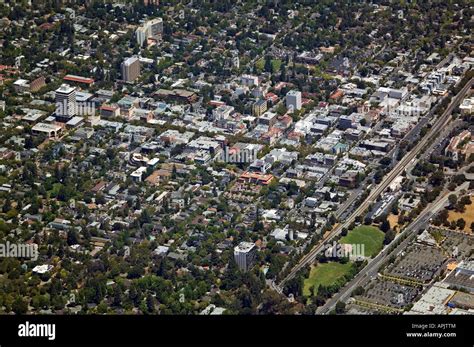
[385, 244, 446, 283]
[355, 278, 420, 310]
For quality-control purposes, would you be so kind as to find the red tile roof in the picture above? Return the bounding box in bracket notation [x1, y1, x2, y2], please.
[64, 74, 95, 85]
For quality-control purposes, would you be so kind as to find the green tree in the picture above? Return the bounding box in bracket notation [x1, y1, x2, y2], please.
[456, 218, 466, 230]
[380, 218, 391, 233]
[383, 229, 395, 245]
[146, 294, 155, 314]
[448, 194, 457, 207]
[335, 300, 346, 314]
[12, 296, 28, 314]
[2, 197, 12, 213]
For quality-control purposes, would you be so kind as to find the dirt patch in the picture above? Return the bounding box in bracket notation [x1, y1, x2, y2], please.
[448, 196, 474, 233]
[387, 213, 400, 231]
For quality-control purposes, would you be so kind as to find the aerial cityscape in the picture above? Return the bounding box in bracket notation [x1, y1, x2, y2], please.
[0, 0, 473, 320]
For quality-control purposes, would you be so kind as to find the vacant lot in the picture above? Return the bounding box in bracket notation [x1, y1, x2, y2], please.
[340, 225, 384, 258]
[387, 214, 401, 231]
[303, 262, 353, 297]
[448, 196, 474, 233]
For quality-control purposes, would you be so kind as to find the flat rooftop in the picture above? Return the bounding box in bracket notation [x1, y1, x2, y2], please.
[32, 122, 62, 132]
[235, 241, 255, 253]
[56, 84, 76, 94]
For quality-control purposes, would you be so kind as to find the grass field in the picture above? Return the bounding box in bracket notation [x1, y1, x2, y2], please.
[256, 58, 282, 72]
[340, 225, 385, 258]
[303, 262, 354, 296]
[448, 196, 474, 233]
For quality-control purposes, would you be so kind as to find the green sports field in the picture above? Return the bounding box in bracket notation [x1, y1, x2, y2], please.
[303, 262, 354, 296]
[340, 225, 384, 258]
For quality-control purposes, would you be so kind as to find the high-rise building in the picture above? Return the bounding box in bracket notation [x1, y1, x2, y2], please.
[286, 90, 302, 111]
[136, 27, 148, 48]
[121, 57, 141, 82]
[55, 84, 77, 120]
[136, 18, 163, 47]
[233, 242, 257, 272]
[232, 56, 240, 69]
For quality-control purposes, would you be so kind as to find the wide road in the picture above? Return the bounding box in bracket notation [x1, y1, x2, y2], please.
[276, 77, 473, 290]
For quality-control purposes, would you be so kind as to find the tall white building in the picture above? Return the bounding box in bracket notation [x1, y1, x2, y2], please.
[232, 55, 240, 69]
[286, 90, 302, 111]
[234, 242, 257, 272]
[55, 84, 77, 118]
[121, 57, 141, 82]
[136, 18, 163, 47]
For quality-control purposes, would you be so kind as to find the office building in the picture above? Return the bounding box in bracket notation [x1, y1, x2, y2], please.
[258, 111, 278, 126]
[13, 79, 30, 93]
[55, 84, 77, 120]
[252, 99, 268, 116]
[136, 18, 163, 47]
[286, 90, 302, 111]
[241, 74, 259, 87]
[233, 241, 257, 272]
[121, 57, 141, 82]
[32, 122, 63, 138]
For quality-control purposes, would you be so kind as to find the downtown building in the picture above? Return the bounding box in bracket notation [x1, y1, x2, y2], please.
[136, 18, 163, 47]
[233, 241, 257, 272]
[55, 84, 77, 122]
[121, 57, 141, 83]
[286, 90, 302, 111]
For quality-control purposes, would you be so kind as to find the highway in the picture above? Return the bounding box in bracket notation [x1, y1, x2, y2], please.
[276, 77, 473, 291]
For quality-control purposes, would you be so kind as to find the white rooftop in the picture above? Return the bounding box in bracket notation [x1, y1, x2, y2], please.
[32, 264, 53, 274]
[56, 84, 76, 94]
[234, 241, 255, 253]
